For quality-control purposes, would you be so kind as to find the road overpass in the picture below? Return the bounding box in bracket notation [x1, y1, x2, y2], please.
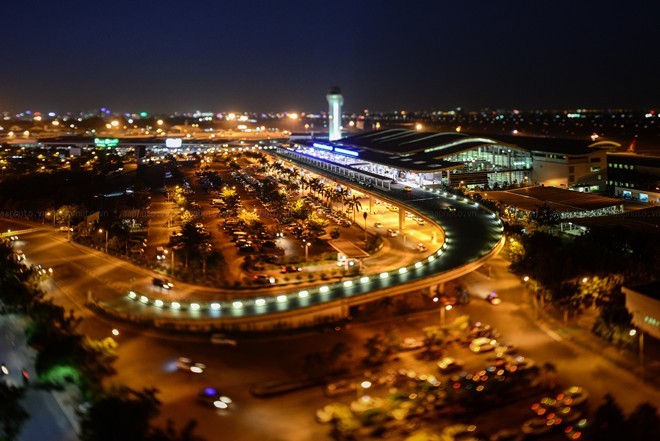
[98, 149, 504, 330]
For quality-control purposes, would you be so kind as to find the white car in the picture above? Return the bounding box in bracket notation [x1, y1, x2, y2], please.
[469, 337, 497, 353]
[399, 337, 424, 350]
[59, 226, 72, 233]
[416, 243, 428, 252]
[387, 229, 399, 237]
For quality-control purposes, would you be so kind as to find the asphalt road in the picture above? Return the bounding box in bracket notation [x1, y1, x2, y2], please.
[3, 221, 658, 440]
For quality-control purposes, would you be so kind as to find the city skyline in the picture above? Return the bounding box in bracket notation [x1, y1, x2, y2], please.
[1, 1, 659, 113]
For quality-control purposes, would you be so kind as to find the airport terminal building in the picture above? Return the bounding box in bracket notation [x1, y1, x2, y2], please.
[285, 129, 533, 190]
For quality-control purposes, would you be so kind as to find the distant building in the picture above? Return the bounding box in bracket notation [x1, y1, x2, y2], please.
[624, 281, 660, 340]
[484, 135, 619, 190]
[607, 152, 660, 204]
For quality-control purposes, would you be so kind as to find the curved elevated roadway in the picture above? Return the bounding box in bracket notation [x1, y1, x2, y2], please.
[110, 152, 504, 327]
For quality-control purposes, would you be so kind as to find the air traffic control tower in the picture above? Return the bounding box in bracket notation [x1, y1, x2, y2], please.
[326, 86, 344, 141]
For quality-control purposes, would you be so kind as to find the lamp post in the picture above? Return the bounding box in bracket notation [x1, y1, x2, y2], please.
[99, 229, 108, 254]
[440, 304, 452, 327]
[357, 380, 371, 401]
[363, 212, 368, 243]
[630, 329, 645, 381]
[170, 248, 176, 277]
[304, 241, 311, 262]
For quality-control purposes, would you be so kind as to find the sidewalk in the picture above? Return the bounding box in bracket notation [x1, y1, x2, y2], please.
[482, 254, 659, 392]
[528, 303, 660, 391]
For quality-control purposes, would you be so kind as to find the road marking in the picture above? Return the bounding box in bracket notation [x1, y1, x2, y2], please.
[536, 322, 564, 342]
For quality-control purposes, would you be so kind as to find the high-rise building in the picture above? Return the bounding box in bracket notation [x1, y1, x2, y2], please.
[326, 87, 343, 141]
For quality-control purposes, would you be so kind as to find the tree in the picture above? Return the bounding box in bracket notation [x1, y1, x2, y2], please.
[288, 199, 311, 221]
[302, 352, 327, 380]
[590, 394, 626, 441]
[79, 386, 160, 441]
[327, 342, 351, 373]
[363, 333, 390, 365]
[592, 293, 634, 346]
[345, 195, 363, 223]
[237, 210, 260, 227]
[627, 403, 660, 441]
[0, 383, 29, 440]
[421, 326, 446, 353]
[180, 210, 195, 226]
[305, 213, 328, 239]
[148, 419, 206, 441]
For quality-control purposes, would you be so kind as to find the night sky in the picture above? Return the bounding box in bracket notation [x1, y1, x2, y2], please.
[1, 0, 659, 113]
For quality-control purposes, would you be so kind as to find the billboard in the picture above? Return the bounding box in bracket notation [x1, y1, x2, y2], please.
[165, 138, 183, 148]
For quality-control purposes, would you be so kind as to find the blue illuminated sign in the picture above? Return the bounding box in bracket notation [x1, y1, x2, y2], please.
[334, 147, 359, 157]
[312, 142, 333, 151]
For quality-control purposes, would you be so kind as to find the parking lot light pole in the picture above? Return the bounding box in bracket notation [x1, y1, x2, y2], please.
[99, 229, 108, 253]
[357, 380, 371, 401]
[363, 212, 368, 243]
[440, 304, 452, 327]
[630, 329, 645, 381]
[171, 249, 176, 276]
[304, 241, 310, 262]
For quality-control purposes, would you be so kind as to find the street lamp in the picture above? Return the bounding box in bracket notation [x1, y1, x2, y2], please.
[357, 380, 371, 400]
[363, 212, 368, 243]
[111, 329, 119, 337]
[99, 228, 108, 254]
[630, 329, 645, 381]
[304, 241, 311, 262]
[440, 304, 452, 327]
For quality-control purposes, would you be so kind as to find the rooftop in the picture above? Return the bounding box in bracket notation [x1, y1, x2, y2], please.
[483, 133, 621, 155]
[625, 280, 660, 301]
[481, 186, 622, 212]
[567, 206, 660, 232]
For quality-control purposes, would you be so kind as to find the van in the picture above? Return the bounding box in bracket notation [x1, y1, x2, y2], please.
[232, 231, 248, 241]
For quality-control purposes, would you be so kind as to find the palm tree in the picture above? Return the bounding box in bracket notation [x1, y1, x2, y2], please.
[345, 195, 363, 223]
[299, 176, 310, 196]
[309, 177, 322, 197]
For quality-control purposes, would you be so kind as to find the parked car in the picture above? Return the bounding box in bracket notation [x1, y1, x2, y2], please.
[469, 337, 497, 353]
[387, 229, 399, 237]
[281, 266, 301, 273]
[437, 357, 464, 373]
[416, 243, 428, 252]
[253, 274, 276, 284]
[399, 337, 424, 350]
[374, 222, 383, 228]
[323, 379, 357, 398]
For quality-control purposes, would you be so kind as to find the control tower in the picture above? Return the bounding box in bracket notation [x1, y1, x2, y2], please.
[326, 86, 343, 141]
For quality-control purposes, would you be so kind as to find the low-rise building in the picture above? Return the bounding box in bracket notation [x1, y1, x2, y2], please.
[607, 152, 660, 204]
